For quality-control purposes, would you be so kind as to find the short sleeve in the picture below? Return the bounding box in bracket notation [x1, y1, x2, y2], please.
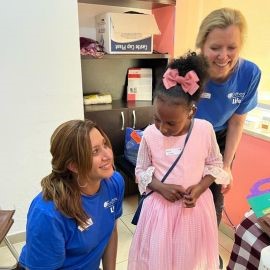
[235, 65, 261, 115]
[20, 208, 65, 269]
[111, 171, 125, 219]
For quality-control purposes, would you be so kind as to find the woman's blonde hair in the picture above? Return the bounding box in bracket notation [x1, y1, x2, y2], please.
[196, 8, 247, 49]
[41, 119, 112, 228]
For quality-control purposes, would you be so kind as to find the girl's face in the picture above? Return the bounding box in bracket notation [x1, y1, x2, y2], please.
[88, 128, 114, 182]
[153, 98, 192, 137]
[201, 25, 241, 82]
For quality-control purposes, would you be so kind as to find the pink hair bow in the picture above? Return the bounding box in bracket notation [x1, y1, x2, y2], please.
[163, 68, 200, 95]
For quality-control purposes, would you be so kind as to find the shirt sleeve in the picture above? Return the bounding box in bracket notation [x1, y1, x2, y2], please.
[113, 171, 125, 219]
[135, 135, 154, 194]
[203, 125, 230, 185]
[22, 208, 65, 269]
[235, 66, 261, 114]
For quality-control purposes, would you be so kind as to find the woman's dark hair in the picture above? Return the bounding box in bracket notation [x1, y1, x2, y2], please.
[155, 51, 209, 106]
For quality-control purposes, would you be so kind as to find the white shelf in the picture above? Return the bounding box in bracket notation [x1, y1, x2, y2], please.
[81, 53, 170, 60]
[77, 0, 176, 9]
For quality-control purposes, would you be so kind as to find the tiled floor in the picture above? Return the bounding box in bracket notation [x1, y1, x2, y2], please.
[0, 195, 234, 269]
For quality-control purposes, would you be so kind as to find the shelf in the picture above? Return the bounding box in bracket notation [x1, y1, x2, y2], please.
[78, 0, 176, 9]
[84, 100, 153, 112]
[81, 53, 170, 60]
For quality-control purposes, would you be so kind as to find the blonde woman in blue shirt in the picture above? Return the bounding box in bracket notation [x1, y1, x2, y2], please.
[195, 8, 261, 227]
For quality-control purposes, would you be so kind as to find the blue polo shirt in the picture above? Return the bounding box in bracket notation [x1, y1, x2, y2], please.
[19, 171, 124, 270]
[195, 58, 261, 131]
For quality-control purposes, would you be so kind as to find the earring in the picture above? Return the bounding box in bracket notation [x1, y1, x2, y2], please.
[77, 176, 88, 188]
[188, 104, 197, 118]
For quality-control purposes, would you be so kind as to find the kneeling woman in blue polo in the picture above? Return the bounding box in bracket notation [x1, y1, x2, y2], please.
[19, 119, 125, 270]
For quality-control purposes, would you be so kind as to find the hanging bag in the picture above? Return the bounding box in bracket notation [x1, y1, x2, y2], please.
[131, 119, 194, 225]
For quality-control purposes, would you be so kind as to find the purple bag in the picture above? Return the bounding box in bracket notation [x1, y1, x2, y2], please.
[80, 37, 105, 58]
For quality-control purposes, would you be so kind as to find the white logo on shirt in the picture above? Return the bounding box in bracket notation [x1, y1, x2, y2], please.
[227, 92, 245, 104]
[78, 218, 93, 232]
[104, 197, 118, 213]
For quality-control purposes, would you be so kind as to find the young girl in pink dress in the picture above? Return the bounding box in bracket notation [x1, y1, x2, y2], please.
[128, 52, 230, 270]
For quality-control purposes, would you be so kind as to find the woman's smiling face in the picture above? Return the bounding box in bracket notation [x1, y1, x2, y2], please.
[201, 25, 242, 82]
[88, 128, 114, 181]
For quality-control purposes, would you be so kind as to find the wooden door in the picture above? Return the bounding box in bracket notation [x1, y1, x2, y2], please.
[128, 106, 154, 130]
[85, 109, 128, 155]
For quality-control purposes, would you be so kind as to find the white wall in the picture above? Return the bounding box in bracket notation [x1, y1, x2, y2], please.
[0, 0, 84, 234]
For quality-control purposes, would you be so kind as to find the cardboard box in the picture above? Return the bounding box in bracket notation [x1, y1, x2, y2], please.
[96, 13, 160, 54]
[127, 68, 152, 101]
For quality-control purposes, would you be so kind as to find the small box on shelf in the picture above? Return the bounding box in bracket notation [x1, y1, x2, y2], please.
[96, 12, 160, 54]
[127, 68, 152, 101]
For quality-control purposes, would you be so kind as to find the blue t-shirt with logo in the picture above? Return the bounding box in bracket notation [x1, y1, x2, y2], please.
[195, 58, 261, 131]
[19, 171, 125, 270]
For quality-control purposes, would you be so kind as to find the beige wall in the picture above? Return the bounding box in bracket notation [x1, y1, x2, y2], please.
[174, 0, 270, 94]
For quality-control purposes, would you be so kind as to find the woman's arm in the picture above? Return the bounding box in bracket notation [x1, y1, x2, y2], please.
[223, 113, 246, 175]
[102, 224, 118, 270]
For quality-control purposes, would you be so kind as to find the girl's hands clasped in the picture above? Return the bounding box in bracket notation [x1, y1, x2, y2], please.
[183, 175, 215, 207]
[157, 175, 215, 207]
[150, 175, 215, 206]
[183, 183, 205, 208]
[159, 183, 186, 203]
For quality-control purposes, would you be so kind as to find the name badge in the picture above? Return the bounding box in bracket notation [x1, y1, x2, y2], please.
[201, 92, 211, 99]
[165, 147, 182, 156]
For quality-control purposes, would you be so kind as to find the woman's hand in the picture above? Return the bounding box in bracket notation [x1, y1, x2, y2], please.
[221, 166, 233, 194]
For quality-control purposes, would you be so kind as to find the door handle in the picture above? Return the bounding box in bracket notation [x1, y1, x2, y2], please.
[121, 111, 125, 130]
[132, 110, 136, 128]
